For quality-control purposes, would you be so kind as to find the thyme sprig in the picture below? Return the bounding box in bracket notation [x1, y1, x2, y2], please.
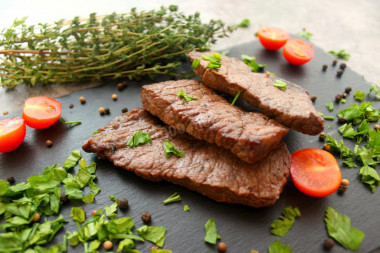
[0, 5, 242, 88]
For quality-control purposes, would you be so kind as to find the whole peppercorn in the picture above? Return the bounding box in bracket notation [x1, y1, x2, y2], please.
[339, 63, 347, 70]
[319, 132, 326, 141]
[323, 144, 331, 151]
[218, 242, 227, 252]
[324, 238, 335, 250]
[332, 59, 337, 66]
[341, 179, 350, 186]
[310, 95, 317, 102]
[118, 198, 129, 209]
[322, 64, 328, 71]
[60, 193, 68, 203]
[7, 176, 15, 184]
[3, 111, 9, 115]
[141, 212, 152, 223]
[375, 124, 380, 130]
[79, 96, 86, 104]
[69, 103, 74, 109]
[338, 185, 348, 194]
[338, 117, 347, 124]
[335, 94, 342, 102]
[112, 94, 118, 101]
[98, 107, 105, 115]
[104, 108, 110, 115]
[345, 87, 352, 93]
[45, 139, 53, 147]
[103, 240, 113, 250]
[342, 92, 348, 98]
[33, 212, 41, 222]
[336, 69, 343, 77]
[116, 82, 124, 91]
[121, 107, 129, 113]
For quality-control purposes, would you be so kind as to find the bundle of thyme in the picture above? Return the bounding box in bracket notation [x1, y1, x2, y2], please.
[0, 5, 243, 89]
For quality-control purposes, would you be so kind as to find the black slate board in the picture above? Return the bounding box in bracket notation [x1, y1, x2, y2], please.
[1, 40, 380, 253]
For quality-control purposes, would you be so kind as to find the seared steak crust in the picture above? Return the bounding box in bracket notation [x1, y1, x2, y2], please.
[188, 51, 324, 135]
[82, 109, 291, 208]
[141, 80, 288, 164]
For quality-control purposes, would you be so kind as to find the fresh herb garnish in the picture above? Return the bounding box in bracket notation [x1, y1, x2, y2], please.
[136, 225, 167, 247]
[273, 80, 287, 91]
[326, 135, 354, 158]
[338, 123, 357, 139]
[297, 31, 313, 40]
[238, 19, 250, 28]
[369, 84, 380, 99]
[325, 101, 334, 111]
[152, 249, 173, 253]
[177, 89, 200, 102]
[328, 49, 350, 61]
[271, 206, 301, 237]
[268, 240, 293, 253]
[163, 192, 181, 205]
[63, 150, 82, 170]
[191, 58, 200, 69]
[202, 53, 222, 70]
[231, 91, 241, 106]
[184, 205, 190, 212]
[354, 90, 366, 101]
[337, 102, 380, 124]
[325, 206, 365, 250]
[324, 116, 335, 121]
[60, 117, 82, 127]
[71, 207, 86, 223]
[204, 218, 220, 244]
[241, 54, 266, 72]
[163, 139, 185, 158]
[127, 131, 152, 147]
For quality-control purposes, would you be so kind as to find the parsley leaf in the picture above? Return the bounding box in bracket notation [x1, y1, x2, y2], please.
[359, 165, 380, 192]
[163, 140, 184, 158]
[204, 218, 220, 244]
[328, 49, 350, 61]
[191, 58, 200, 69]
[63, 150, 81, 170]
[369, 84, 380, 99]
[136, 225, 167, 247]
[177, 89, 199, 102]
[71, 207, 85, 223]
[324, 116, 335, 121]
[326, 135, 354, 158]
[343, 157, 358, 168]
[273, 80, 287, 90]
[297, 31, 313, 40]
[60, 117, 82, 127]
[338, 123, 357, 139]
[231, 91, 241, 106]
[163, 192, 181, 205]
[127, 131, 152, 147]
[202, 53, 222, 70]
[325, 206, 365, 250]
[184, 205, 190, 212]
[268, 240, 293, 253]
[337, 102, 380, 124]
[238, 19, 250, 28]
[354, 90, 366, 101]
[326, 101, 334, 111]
[271, 206, 301, 237]
[241, 54, 266, 72]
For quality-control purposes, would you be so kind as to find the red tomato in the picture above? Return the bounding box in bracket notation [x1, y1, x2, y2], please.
[257, 27, 290, 50]
[290, 149, 342, 197]
[0, 117, 26, 152]
[283, 38, 314, 65]
[22, 96, 62, 129]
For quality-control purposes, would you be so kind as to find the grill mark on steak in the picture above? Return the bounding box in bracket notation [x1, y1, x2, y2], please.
[188, 51, 324, 135]
[82, 109, 291, 208]
[141, 80, 288, 164]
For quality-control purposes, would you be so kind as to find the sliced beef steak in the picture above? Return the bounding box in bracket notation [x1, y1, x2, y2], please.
[141, 80, 288, 164]
[82, 109, 291, 208]
[188, 51, 324, 135]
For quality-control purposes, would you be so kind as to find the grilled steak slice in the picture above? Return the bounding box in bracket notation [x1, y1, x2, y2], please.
[188, 51, 324, 135]
[82, 109, 291, 208]
[141, 80, 289, 164]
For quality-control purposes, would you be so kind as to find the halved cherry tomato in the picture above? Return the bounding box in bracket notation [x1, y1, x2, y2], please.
[283, 38, 314, 65]
[0, 117, 26, 152]
[290, 148, 342, 197]
[22, 96, 62, 129]
[257, 27, 290, 50]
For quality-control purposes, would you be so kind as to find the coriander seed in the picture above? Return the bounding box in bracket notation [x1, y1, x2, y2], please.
[45, 139, 53, 147]
[118, 198, 129, 209]
[319, 132, 326, 141]
[7, 176, 15, 184]
[141, 212, 151, 223]
[33, 212, 40, 222]
[3, 111, 8, 115]
[98, 107, 105, 115]
[121, 107, 129, 113]
[150, 246, 159, 250]
[323, 238, 335, 250]
[112, 94, 118, 100]
[345, 87, 352, 93]
[79, 96, 86, 104]
[323, 144, 331, 151]
[310, 95, 317, 102]
[342, 92, 347, 98]
[218, 242, 227, 252]
[103, 241, 113, 250]
[341, 179, 349, 186]
[375, 124, 380, 130]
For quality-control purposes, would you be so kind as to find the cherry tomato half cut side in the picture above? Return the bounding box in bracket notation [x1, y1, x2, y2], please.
[290, 148, 342, 197]
[257, 27, 290, 50]
[283, 38, 314, 65]
[22, 96, 62, 129]
[0, 117, 26, 152]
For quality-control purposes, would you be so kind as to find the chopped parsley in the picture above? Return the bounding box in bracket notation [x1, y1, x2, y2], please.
[136, 225, 167, 247]
[271, 206, 301, 237]
[184, 204, 190, 212]
[354, 90, 366, 101]
[325, 206, 365, 250]
[202, 53, 222, 70]
[273, 79, 287, 91]
[325, 101, 334, 111]
[369, 84, 380, 99]
[177, 89, 200, 102]
[63, 150, 82, 170]
[127, 131, 152, 147]
[71, 207, 85, 223]
[163, 192, 181, 205]
[326, 135, 354, 158]
[163, 139, 185, 158]
[328, 49, 350, 61]
[231, 91, 241, 106]
[191, 58, 200, 69]
[324, 116, 335, 121]
[337, 102, 380, 124]
[338, 123, 357, 139]
[204, 218, 220, 244]
[238, 18, 250, 28]
[268, 240, 293, 253]
[241, 54, 266, 72]
[297, 31, 313, 40]
[60, 117, 82, 127]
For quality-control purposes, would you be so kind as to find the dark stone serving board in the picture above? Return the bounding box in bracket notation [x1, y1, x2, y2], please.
[1, 40, 380, 253]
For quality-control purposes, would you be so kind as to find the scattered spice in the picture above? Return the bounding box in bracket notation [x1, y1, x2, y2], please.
[150, 245, 159, 250]
[340, 63, 347, 70]
[79, 96, 86, 104]
[141, 212, 152, 223]
[311, 95, 317, 102]
[69, 103, 74, 109]
[332, 59, 337, 66]
[338, 117, 347, 124]
[104, 107, 110, 115]
[33, 212, 41, 222]
[342, 92, 347, 98]
[103, 240, 113, 250]
[319, 132, 326, 141]
[3, 111, 8, 115]
[6, 176, 15, 184]
[345, 87, 352, 93]
[218, 242, 227, 252]
[45, 139, 53, 147]
[322, 64, 328, 71]
[121, 107, 129, 113]
[341, 179, 350, 186]
[338, 185, 347, 194]
[118, 198, 129, 209]
[112, 94, 118, 101]
[323, 238, 335, 250]
[337, 69, 344, 77]
[323, 143, 331, 151]
[98, 107, 105, 115]
[335, 94, 342, 102]
[60, 192, 69, 203]
[375, 124, 380, 130]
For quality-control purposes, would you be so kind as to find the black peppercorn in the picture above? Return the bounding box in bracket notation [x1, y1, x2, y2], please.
[338, 185, 347, 194]
[311, 95, 317, 102]
[117, 82, 125, 91]
[141, 212, 152, 223]
[332, 59, 337, 66]
[335, 94, 342, 102]
[7, 176, 15, 184]
[69, 103, 74, 109]
[338, 117, 347, 124]
[60, 193, 68, 203]
[118, 198, 129, 209]
[121, 107, 129, 113]
[104, 108, 110, 115]
[319, 132, 326, 141]
[322, 64, 328, 71]
[324, 238, 335, 250]
[345, 87, 352, 93]
[336, 69, 343, 77]
[339, 63, 347, 70]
